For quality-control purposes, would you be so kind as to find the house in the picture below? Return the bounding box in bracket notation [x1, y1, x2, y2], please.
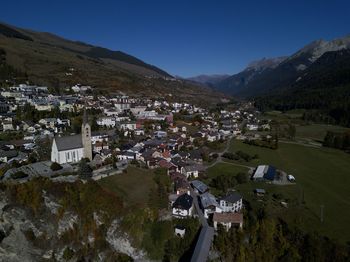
[174, 225, 186, 238]
[169, 126, 179, 133]
[91, 132, 109, 144]
[207, 131, 219, 142]
[0, 150, 18, 163]
[134, 129, 145, 136]
[154, 130, 167, 139]
[252, 165, 276, 181]
[182, 165, 199, 178]
[173, 175, 191, 195]
[118, 121, 137, 130]
[219, 192, 243, 213]
[51, 110, 92, 164]
[172, 193, 193, 218]
[117, 151, 136, 161]
[191, 180, 209, 194]
[189, 150, 203, 163]
[2, 120, 14, 131]
[93, 141, 109, 153]
[39, 118, 56, 128]
[213, 212, 243, 231]
[96, 117, 116, 128]
[200, 192, 222, 219]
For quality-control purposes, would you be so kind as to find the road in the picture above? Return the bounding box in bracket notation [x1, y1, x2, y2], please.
[190, 187, 208, 226]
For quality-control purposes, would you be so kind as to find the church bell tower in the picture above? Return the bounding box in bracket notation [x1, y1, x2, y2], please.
[82, 108, 92, 161]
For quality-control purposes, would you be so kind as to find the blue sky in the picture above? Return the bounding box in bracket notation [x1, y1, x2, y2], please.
[2, 0, 350, 77]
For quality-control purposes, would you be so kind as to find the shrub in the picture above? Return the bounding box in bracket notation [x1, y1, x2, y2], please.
[50, 162, 63, 171]
[63, 247, 74, 260]
[11, 171, 28, 179]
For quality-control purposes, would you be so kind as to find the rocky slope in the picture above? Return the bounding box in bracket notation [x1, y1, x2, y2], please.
[0, 179, 144, 262]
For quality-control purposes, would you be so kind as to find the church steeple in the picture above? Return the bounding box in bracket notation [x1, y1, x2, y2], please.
[81, 104, 92, 161]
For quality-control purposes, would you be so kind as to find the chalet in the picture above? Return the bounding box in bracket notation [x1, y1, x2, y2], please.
[213, 212, 243, 231]
[219, 192, 243, 213]
[93, 141, 109, 153]
[117, 151, 136, 161]
[96, 117, 116, 128]
[172, 193, 193, 218]
[0, 150, 18, 163]
[169, 126, 179, 133]
[182, 165, 199, 178]
[159, 159, 177, 174]
[91, 132, 109, 144]
[39, 118, 56, 128]
[173, 176, 191, 195]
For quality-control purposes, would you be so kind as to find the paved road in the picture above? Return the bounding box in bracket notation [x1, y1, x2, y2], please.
[190, 187, 208, 226]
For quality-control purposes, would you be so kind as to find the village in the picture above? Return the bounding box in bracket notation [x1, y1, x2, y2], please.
[0, 83, 296, 260]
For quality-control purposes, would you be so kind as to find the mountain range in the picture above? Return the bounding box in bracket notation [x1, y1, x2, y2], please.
[203, 35, 350, 97]
[0, 22, 224, 104]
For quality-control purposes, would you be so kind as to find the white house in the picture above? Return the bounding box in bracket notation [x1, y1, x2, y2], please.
[219, 192, 243, 213]
[97, 117, 116, 128]
[172, 193, 193, 218]
[182, 165, 199, 178]
[200, 192, 222, 219]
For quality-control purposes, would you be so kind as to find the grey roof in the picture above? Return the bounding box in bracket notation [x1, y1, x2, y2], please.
[191, 180, 209, 194]
[220, 192, 242, 203]
[173, 193, 193, 210]
[200, 192, 219, 209]
[55, 134, 83, 151]
[190, 226, 214, 262]
[0, 150, 18, 158]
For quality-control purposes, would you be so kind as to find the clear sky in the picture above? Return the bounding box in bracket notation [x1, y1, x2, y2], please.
[1, 0, 350, 77]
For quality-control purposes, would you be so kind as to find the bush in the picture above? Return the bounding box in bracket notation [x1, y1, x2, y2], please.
[63, 247, 74, 260]
[236, 172, 248, 184]
[50, 162, 63, 171]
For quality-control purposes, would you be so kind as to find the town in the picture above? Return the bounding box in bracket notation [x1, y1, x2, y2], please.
[0, 82, 298, 261]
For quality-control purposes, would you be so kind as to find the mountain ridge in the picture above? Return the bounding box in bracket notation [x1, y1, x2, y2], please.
[0, 22, 225, 104]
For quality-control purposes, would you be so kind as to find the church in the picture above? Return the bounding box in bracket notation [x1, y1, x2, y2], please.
[51, 110, 92, 164]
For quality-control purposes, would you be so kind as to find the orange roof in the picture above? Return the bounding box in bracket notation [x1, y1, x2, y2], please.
[213, 212, 243, 224]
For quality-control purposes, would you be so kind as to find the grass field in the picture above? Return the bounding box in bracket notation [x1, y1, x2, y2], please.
[296, 124, 350, 142]
[226, 139, 350, 242]
[98, 166, 156, 211]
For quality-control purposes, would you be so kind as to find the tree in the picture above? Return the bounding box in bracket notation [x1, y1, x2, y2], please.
[50, 162, 63, 171]
[78, 158, 92, 179]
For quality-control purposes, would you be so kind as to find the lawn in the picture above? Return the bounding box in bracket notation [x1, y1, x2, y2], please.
[296, 124, 350, 142]
[98, 166, 156, 210]
[204, 162, 250, 195]
[227, 139, 350, 242]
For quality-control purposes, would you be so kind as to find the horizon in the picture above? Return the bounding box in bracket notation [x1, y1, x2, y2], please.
[2, 0, 350, 77]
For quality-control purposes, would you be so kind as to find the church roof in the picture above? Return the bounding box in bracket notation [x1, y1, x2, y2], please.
[55, 134, 83, 151]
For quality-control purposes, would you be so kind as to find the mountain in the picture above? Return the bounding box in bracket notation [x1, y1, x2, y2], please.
[214, 35, 350, 97]
[0, 22, 224, 104]
[214, 57, 286, 94]
[186, 74, 230, 87]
